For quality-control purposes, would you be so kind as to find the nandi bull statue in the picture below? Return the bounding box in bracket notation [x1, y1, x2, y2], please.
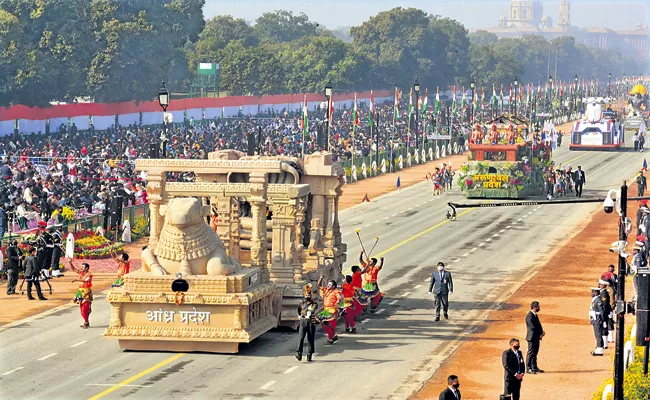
[142, 197, 241, 276]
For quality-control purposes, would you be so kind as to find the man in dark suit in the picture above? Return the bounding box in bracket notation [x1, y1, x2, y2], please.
[525, 301, 545, 374]
[428, 262, 454, 321]
[502, 338, 525, 400]
[573, 165, 586, 197]
[5, 240, 21, 295]
[24, 247, 47, 300]
[439, 374, 461, 399]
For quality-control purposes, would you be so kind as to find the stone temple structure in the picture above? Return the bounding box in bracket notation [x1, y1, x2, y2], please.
[104, 151, 346, 353]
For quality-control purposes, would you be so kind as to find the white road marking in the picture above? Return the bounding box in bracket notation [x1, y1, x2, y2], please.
[391, 214, 398, 217]
[402, 292, 412, 297]
[505, 226, 512, 229]
[414, 284, 423, 289]
[527, 212, 533, 215]
[389, 300, 399, 305]
[69, 340, 88, 348]
[37, 353, 57, 361]
[283, 366, 299, 374]
[375, 309, 385, 315]
[462, 253, 470, 257]
[485, 238, 492, 242]
[522, 215, 528, 219]
[517, 218, 523, 222]
[499, 229, 506, 233]
[470, 248, 477, 252]
[383, 217, 389, 220]
[361, 319, 370, 324]
[260, 381, 276, 390]
[492, 233, 499, 237]
[407, 207, 414, 211]
[1, 367, 24, 376]
[363, 224, 370, 228]
[478, 243, 485, 247]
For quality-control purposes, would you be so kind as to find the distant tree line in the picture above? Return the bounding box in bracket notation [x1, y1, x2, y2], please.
[0, 2, 644, 107]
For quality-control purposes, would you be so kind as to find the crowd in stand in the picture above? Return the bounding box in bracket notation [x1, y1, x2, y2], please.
[0, 97, 577, 232]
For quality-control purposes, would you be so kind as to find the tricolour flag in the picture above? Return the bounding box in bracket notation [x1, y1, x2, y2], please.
[643, 158, 648, 172]
[301, 95, 308, 136]
[353, 93, 359, 126]
[368, 90, 374, 128]
[452, 88, 457, 113]
[461, 89, 466, 111]
[434, 87, 440, 115]
[422, 88, 429, 115]
[492, 85, 498, 107]
[408, 88, 414, 122]
[394, 88, 399, 121]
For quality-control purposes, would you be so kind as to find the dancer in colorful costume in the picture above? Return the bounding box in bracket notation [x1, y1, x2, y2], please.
[351, 265, 367, 316]
[317, 276, 343, 344]
[360, 251, 385, 312]
[68, 259, 93, 329]
[110, 251, 130, 288]
[341, 275, 357, 333]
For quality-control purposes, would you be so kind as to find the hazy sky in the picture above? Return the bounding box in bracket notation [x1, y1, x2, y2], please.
[204, 0, 649, 31]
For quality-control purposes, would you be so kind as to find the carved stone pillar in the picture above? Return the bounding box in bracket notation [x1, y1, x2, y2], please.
[249, 173, 268, 269]
[270, 199, 296, 284]
[230, 199, 241, 262]
[146, 172, 166, 250]
[333, 191, 342, 247]
[215, 196, 233, 256]
[324, 195, 335, 249]
[292, 197, 306, 282]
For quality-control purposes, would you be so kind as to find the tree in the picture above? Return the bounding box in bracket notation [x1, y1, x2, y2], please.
[350, 7, 452, 90]
[186, 15, 258, 75]
[431, 17, 470, 86]
[469, 30, 498, 46]
[219, 41, 285, 95]
[253, 10, 319, 43]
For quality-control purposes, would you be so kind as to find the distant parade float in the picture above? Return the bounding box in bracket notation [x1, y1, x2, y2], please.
[570, 99, 624, 150]
[458, 114, 545, 199]
[623, 84, 649, 138]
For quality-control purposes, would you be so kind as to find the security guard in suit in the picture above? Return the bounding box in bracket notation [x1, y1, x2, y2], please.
[295, 284, 318, 362]
[590, 287, 607, 356]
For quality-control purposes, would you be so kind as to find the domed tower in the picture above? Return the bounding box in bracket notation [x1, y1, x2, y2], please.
[558, 0, 571, 29]
[507, 0, 543, 29]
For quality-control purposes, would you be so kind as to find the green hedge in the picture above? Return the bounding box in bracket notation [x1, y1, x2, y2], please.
[592, 319, 650, 400]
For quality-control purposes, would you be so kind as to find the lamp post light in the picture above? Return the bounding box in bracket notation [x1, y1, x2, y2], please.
[470, 80, 476, 123]
[608, 72, 612, 98]
[548, 75, 553, 118]
[514, 77, 519, 116]
[324, 81, 332, 152]
[157, 81, 170, 158]
[414, 78, 420, 150]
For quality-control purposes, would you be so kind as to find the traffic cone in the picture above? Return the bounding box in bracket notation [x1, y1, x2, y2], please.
[362, 193, 370, 202]
[396, 176, 401, 190]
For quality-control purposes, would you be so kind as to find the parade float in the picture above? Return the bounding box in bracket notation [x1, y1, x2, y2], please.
[458, 115, 545, 199]
[104, 151, 346, 353]
[623, 84, 649, 136]
[570, 99, 624, 150]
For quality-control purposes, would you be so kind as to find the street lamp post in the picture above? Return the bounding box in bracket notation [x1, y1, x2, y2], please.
[157, 81, 170, 158]
[548, 75, 554, 119]
[324, 81, 332, 152]
[514, 77, 519, 116]
[608, 72, 612, 98]
[574, 74, 579, 115]
[414, 78, 420, 150]
[470, 80, 476, 123]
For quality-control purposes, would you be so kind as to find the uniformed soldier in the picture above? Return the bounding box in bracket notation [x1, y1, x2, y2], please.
[50, 225, 63, 276]
[599, 279, 616, 345]
[589, 287, 607, 356]
[295, 284, 318, 362]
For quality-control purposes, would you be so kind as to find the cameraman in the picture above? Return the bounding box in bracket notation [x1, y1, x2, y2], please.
[5, 240, 21, 295]
[25, 247, 47, 300]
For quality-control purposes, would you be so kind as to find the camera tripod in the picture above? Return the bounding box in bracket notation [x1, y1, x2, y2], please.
[18, 270, 53, 296]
